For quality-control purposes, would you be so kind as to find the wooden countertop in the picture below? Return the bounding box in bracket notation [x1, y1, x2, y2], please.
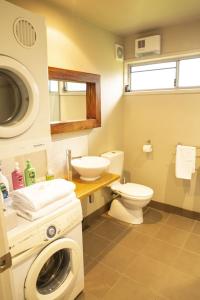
[71, 172, 119, 200]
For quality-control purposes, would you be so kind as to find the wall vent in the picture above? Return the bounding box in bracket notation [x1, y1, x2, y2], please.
[13, 18, 36, 48]
[135, 35, 160, 57]
[115, 44, 124, 61]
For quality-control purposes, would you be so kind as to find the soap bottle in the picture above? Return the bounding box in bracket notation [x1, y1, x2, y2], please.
[12, 162, 24, 190]
[46, 169, 54, 181]
[24, 160, 36, 186]
[0, 162, 9, 199]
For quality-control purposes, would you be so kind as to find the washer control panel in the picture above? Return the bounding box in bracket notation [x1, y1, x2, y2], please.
[46, 225, 57, 238]
[8, 197, 82, 257]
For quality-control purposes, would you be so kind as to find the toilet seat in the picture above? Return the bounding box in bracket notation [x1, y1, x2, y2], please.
[111, 182, 153, 200]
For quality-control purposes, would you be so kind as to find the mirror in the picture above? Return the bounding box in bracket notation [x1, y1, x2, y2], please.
[49, 80, 86, 122]
[48, 67, 101, 134]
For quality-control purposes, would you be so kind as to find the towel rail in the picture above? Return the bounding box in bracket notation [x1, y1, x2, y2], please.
[177, 143, 200, 149]
[173, 152, 200, 158]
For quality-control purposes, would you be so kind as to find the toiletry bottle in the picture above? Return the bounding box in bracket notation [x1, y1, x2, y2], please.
[12, 162, 24, 190]
[24, 160, 36, 186]
[66, 149, 72, 181]
[0, 162, 9, 199]
[46, 169, 54, 181]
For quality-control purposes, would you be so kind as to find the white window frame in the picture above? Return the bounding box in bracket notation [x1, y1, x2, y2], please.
[59, 81, 86, 96]
[124, 50, 200, 95]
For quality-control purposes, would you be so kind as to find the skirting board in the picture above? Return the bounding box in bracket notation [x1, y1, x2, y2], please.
[149, 200, 200, 221]
[82, 202, 110, 231]
[82, 199, 200, 231]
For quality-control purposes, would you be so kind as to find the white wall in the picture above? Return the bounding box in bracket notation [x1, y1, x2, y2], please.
[5, 0, 124, 216]
[123, 19, 200, 212]
[8, 0, 124, 153]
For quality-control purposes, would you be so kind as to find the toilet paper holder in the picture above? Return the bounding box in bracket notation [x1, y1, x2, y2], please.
[143, 140, 152, 153]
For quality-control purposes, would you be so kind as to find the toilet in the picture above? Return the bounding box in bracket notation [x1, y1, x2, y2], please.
[102, 151, 154, 224]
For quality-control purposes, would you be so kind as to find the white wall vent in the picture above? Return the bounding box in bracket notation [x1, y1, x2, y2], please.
[13, 18, 37, 48]
[115, 44, 124, 61]
[135, 35, 160, 57]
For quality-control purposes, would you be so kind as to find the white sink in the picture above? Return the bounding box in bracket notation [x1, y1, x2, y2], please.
[71, 156, 110, 181]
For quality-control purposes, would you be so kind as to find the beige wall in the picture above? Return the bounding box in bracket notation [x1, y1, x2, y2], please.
[9, 0, 124, 155]
[60, 95, 86, 121]
[123, 20, 200, 212]
[6, 1, 200, 215]
[125, 19, 200, 59]
[6, 0, 124, 216]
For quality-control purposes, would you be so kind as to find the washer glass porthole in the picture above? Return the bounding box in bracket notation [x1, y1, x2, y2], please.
[36, 249, 71, 295]
[0, 69, 29, 126]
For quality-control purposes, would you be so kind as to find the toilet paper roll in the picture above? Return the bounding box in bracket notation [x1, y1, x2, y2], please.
[143, 144, 152, 153]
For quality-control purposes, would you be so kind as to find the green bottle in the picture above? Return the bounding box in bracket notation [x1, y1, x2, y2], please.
[24, 160, 36, 186]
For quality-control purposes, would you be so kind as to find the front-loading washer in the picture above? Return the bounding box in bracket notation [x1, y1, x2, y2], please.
[7, 197, 84, 300]
[0, 0, 51, 158]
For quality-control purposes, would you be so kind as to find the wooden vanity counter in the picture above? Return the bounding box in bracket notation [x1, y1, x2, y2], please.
[71, 172, 119, 200]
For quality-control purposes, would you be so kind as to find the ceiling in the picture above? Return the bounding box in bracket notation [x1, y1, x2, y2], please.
[48, 0, 200, 36]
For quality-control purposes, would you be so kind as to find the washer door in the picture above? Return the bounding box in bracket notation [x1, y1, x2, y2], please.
[25, 238, 81, 300]
[0, 55, 39, 138]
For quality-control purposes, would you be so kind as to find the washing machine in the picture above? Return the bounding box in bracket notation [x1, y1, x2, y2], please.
[7, 196, 84, 300]
[0, 0, 51, 158]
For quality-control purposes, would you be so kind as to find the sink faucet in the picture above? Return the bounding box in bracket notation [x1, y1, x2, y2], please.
[121, 176, 126, 184]
[66, 149, 72, 181]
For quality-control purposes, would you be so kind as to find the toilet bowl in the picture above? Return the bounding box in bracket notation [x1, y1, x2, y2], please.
[101, 150, 154, 225]
[109, 182, 153, 224]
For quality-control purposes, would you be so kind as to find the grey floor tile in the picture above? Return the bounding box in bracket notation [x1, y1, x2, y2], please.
[81, 209, 200, 300]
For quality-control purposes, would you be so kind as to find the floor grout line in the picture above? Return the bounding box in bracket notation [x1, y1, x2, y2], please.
[81, 208, 200, 299]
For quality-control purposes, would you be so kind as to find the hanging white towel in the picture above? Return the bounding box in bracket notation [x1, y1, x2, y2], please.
[175, 145, 196, 180]
[12, 192, 77, 221]
[12, 179, 75, 211]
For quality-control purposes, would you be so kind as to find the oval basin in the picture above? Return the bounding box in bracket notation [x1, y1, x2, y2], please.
[71, 156, 110, 181]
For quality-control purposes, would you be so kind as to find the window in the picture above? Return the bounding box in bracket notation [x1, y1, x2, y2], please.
[128, 56, 200, 92]
[48, 80, 59, 93]
[63, 82, 86, 92]
[130, 62, 176, 91]
[179, 58, 200, 87]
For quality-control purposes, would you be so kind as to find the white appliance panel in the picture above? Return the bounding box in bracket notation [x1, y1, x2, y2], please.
[0, 0, 51, 158]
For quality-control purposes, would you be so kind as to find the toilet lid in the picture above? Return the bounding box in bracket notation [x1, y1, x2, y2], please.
[111, 182, 154, 200]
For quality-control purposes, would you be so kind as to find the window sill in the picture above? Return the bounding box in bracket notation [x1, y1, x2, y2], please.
[123, 88, 200, 96]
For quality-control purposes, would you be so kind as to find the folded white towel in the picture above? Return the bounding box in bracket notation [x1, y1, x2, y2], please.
[176, 145, 196, 180]
[12, 179, 75, 212]
[13, 192, 76, 221]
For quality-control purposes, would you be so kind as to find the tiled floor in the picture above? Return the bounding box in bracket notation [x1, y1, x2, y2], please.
[77, 207, 200, 300]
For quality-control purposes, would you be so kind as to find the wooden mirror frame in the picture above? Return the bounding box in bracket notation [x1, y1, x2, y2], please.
[49, 67, 101, 134]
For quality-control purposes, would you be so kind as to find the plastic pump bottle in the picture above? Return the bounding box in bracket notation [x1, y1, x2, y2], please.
[46, 169, 54, 181]
[0, 162, 9, 199]
[24, 160, 36, 186]
[12, 162, 24, 190]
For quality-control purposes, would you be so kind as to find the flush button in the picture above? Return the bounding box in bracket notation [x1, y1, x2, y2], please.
[46, 225, 56, 238]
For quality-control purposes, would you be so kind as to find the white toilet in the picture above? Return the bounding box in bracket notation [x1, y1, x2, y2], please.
[102, 151, 154, 224]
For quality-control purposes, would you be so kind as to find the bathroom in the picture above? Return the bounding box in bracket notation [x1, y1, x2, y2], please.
[1, 0, 200, 299]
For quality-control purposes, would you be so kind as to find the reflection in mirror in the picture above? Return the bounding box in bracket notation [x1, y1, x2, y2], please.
[49, 80, 86, 122]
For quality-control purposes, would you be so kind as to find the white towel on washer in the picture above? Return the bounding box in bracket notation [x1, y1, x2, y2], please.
[12, 179, 75, 211]
[12, 192, 76, 221]
[175, 145, 196, 180]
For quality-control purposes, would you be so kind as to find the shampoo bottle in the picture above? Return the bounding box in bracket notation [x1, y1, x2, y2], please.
[0, 162, 9, 199]
[24, 160, 36, 186]
[12, 162, 24, 190]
